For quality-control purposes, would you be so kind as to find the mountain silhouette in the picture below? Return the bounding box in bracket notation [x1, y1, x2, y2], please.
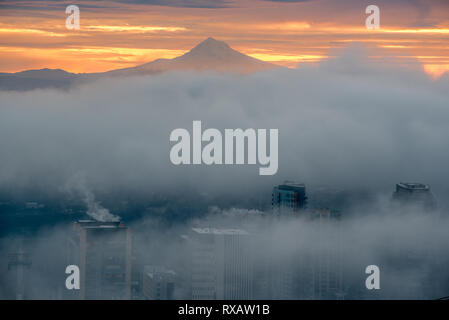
[0, 38, 280, 90]
[106, 37, 277, 75]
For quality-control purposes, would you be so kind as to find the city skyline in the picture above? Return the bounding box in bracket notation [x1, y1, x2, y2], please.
[1, 0, 449, 303]
[2, 179, 445, 300]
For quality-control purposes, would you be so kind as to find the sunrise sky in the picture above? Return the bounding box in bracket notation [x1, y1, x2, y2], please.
[1, 0, 449, 77]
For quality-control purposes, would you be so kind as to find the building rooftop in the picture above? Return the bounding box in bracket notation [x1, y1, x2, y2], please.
[280, 181, 305, 188]
[191, 227, 249, 235]
[76, 220, 125, 229]
[397, 182, 430, 191]
[274, 181, 306, 194]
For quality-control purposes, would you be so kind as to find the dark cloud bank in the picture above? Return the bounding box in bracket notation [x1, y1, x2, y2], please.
[0, 44, 449, 299]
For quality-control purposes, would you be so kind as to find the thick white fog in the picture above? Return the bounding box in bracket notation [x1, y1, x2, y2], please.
[1, 44, 449, 299]
[0, 44, 448, 202]
[1, 204, 449, 299]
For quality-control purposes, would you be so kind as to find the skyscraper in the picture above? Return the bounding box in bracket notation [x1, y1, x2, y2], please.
[7, 243, 31, 300]
[392, 182, 436, 210]
[142, 266, 176, 300]
[270, 208, 344, 300]
[67, 220, 132, 300]
[188, 227, 253, 300]
[310, 208, 344, 299]
[272, 181, 308, 216]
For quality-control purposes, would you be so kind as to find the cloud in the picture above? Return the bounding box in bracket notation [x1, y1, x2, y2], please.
[0, 0, 231, 11]
[111, 0, 232, 8]
[0, 43, 448, 209]
[1, 203, 449, 299]
[0, 1, 111, 12]
[63, 173, 121, 222]
[262, 0, 312, 2]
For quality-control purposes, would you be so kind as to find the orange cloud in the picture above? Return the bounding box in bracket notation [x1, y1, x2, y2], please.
[0, 1, 448, 78]
[85, 25, 188, 32]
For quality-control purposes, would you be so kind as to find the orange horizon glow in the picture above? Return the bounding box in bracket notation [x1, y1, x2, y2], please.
[1, 0, 449, 78]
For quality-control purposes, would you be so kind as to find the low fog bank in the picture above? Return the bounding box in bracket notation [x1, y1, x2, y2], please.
[1, 202, 448, 300]
[0, 44, 448, 211]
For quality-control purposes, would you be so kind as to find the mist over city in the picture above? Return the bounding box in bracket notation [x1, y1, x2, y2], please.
[1, 40, 448, 300]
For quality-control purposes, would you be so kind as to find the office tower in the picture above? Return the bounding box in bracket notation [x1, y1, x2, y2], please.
[189, 228, 253, 300]
[142, 266, 176, 300]
[392, 182, 436, 210]
[270, 182, 309, 299]
[7, 242, 32, 300]
[272, 181, 308, 216]
[130, 234, 144, 300]
[310, 208, 344, 299]
[389, 183, 438, 298]
[269, 208, 343, 300]
[67, 220, 132, 299]
[131, 257, 143, 300]
[270, 258, 308, 300]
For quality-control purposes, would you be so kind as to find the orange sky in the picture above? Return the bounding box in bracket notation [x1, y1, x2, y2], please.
[1, 0, 449, 77]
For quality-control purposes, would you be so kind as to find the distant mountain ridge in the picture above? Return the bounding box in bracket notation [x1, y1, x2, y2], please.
[0, 68, 83, 91]
[0, 38, 280, 91]
[106, 37, 277, 76]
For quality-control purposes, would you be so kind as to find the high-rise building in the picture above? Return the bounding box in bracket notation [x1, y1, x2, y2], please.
[67, 220, 132, 300]
[309, 208, 344, 299]
[270, 208, 344, 300]
[130, 234, 144, 300]
[392, 182, 436, 210]
[142, 266, 176, 300]
[189, 227, 253, 300]
[272, 181, 308, 216]
[7, 244, 32, 300]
